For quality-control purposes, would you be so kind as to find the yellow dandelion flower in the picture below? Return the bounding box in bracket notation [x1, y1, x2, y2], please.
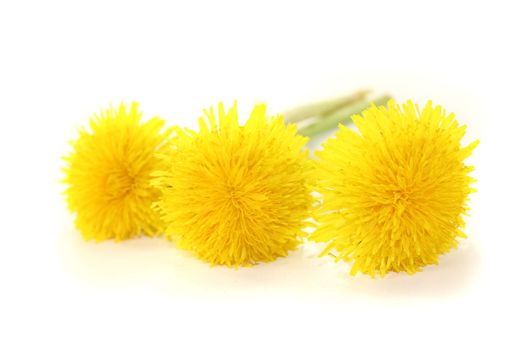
[63, 102, 173, 241]
[312, 100, 479, 277]
[152, 102, 313, 267]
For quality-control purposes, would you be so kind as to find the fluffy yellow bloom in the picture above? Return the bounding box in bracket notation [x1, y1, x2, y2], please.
[63, 102, 172, 241]
[312, 100, 479, 277]
[152, 103, 313, 267]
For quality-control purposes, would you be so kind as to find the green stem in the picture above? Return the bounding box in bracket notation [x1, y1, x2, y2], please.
[284, 90, 370, 123]
[297, 94, 391, 138]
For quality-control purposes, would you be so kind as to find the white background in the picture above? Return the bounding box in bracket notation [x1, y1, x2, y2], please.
[1, 0, 523, 349]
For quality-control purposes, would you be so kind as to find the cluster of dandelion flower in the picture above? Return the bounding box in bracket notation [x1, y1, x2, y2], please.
[63, 102, 173, 241]
[312, 100, 478, 277]
[151, 103, 313, 267]
[62, 97, 478, 277]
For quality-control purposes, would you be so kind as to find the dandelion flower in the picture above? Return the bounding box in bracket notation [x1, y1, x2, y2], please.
[152, 102, 313, 267]
[63, 102, 172, 241]
[312, 100, 479, 277]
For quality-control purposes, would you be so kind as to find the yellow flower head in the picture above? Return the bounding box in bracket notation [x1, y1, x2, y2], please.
[63, 102, 172, 241]
[312, 100, 478, 277]
[152, 102, 313, 267]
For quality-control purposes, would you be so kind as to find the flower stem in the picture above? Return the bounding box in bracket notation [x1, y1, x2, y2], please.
[296, 94, 391, 138]
[284, 90, 371, 123]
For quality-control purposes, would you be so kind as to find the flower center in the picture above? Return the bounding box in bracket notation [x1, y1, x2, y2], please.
[106, 169, 134, 199]
[391, 189, 411, 216]
[224, 184, 267, 211]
